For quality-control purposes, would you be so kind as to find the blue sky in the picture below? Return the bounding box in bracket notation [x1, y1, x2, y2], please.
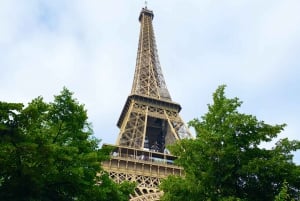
[0, 0, 299, 163]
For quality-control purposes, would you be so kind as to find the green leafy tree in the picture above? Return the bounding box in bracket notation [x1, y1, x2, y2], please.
[274, 181, 295, 201]
[0, 88, 134, 201]
[161, 85, 300, 201]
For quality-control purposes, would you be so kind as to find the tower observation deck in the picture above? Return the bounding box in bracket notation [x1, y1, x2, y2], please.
[102, 7, 192, 201]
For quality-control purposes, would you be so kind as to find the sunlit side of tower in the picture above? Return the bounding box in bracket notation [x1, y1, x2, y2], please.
[102, 6, 192, 201]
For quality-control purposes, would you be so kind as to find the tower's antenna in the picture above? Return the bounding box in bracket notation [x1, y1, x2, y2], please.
[145, 0, 148, 8]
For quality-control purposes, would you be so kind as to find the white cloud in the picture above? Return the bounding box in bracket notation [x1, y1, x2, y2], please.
[0, 0, 299, 162]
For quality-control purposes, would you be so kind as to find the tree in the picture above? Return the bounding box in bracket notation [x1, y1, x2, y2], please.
[160, 85, 300, 201]
[0, 88, 134, 201]
[274, 181, 295, 201]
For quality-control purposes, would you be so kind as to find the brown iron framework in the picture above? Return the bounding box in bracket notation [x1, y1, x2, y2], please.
[102, 145, 183, 201]
[103, 7, 192, 201]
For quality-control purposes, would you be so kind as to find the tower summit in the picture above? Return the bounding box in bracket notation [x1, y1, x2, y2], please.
[134, 7, 170, 101]
[102, 6, 191, 200]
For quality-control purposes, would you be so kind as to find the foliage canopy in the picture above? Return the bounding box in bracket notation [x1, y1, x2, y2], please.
[161, 85, 300, 201]
[0, 88, 134, 201]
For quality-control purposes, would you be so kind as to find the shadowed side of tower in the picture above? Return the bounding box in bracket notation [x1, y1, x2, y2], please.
[102, 7, 191, 201]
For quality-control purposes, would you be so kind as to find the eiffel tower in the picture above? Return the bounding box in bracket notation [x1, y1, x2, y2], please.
[102, 6, 192, 201]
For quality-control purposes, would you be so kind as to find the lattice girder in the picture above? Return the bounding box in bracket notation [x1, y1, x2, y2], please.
[116, 96, 191, 151]
[131, 8, 171, 101]
[102, 145, 183, 201]
[105, 7, 192, 201]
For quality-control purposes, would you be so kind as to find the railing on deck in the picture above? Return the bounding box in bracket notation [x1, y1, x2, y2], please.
[103, 144, 178, 166]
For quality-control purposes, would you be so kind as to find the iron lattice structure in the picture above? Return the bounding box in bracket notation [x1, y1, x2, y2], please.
[103, 7, 192, 201]
[102, 146, 184, 201]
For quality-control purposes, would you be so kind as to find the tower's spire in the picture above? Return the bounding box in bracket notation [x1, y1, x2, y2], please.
[116, 7, 191, 150]
[132, 7, 171, 101]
